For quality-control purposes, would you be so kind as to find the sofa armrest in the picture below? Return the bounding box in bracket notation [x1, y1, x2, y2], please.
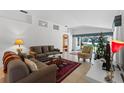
[29, 51, 37, 58]
[6, 60, 30, 83]
[16, 64, 57, 83]
[53, 48, 60, 52]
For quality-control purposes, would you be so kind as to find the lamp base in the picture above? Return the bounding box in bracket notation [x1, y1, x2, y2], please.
[17, 48, 22, 55]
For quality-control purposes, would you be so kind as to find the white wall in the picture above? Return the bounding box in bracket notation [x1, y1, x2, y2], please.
[117, 11, 124, 67]
[0, 11, 67, 67]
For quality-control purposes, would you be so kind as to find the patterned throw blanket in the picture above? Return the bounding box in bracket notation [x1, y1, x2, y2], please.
[3, 51, 21, 73]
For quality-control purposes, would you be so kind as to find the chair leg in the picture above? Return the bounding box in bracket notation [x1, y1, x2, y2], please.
[90, 58, 91, 62]
[78, 57, 80, 61]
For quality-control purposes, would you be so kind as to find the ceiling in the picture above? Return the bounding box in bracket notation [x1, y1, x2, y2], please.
[29, 10, 120, 29]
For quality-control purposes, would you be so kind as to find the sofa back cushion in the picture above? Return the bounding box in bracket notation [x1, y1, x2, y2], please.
[30, 58, 48, 70]
[42, 46, 49, 53]
[30, 46, 42, 53]
[82, 46, 93, 53]
[48, 46, 54, 51]
[25, 58, 38, 72]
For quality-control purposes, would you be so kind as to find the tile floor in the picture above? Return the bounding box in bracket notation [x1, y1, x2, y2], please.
[61, 52, 91, 83]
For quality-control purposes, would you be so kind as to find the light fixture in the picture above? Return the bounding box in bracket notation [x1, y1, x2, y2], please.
[15, 39, 24, 54]
[112, 40, 124, 53]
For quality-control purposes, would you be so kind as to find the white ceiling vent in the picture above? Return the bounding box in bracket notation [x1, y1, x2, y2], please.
[53, 24, 59, 30]
[20, 10, 28, 14]
[38, 20, 48, 27]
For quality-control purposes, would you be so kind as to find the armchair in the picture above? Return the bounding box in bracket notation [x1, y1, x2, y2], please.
[78, 46, 93, 62]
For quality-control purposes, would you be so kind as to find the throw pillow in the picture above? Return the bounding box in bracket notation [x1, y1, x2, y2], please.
[3, 51, 21, 73]
[25, 58, 38, 72]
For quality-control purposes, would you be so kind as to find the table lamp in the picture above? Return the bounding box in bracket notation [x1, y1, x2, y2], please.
[105, 40, 124, 82]
[15, 39, 24, 54]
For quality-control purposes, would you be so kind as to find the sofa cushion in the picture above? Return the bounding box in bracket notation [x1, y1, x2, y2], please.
[45, 51, 59, 55]
[52, 51, 60, 54]
[42, 46, 49, 53]
[30, 46, 42, 53]
[79, 53, 90, 57]
[36, 53, 46, 58]
[30, 58, 48, 70]
[45, 52, 54, 55]
[25, 59, 38, 72]
[48, 46, 54, 51]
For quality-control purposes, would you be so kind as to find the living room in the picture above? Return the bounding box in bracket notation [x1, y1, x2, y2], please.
[0, 10, 124, 83]
[1, 0, 124, 93]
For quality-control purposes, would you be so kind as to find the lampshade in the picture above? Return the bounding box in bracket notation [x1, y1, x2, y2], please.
[112, 40, 124, 53]
[15, 39, 24, 45]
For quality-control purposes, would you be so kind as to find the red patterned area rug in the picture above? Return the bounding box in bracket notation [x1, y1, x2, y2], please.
[56, 59, 81, 83]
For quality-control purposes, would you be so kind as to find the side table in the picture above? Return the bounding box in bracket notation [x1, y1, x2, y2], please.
[0, 67, 6, 83]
